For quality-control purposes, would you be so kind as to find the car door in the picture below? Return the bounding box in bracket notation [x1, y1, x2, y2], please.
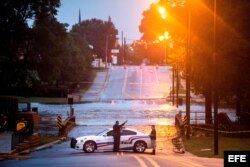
[120, 130, 137, 150]
[98, 130, 114, 151]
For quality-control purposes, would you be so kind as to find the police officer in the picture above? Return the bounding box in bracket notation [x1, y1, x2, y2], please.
[113, 120, 127, 152]
[149, 125, 156, 155]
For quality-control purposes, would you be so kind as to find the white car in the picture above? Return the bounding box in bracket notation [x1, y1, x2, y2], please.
[70, 127, 152, 153]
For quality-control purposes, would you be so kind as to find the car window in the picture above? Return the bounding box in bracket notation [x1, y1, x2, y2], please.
[121, 130, 137, 136]
[97, 129, 109, 136]
[107, 130, 114, 136]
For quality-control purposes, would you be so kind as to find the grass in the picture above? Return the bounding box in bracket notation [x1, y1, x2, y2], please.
[184, 135, 250, 158]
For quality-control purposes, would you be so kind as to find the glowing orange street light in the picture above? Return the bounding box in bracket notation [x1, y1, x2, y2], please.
[158, 6, 167, 19]
[158, 31, 171, 41]
[164, 31, 171, 39]
[158, 35, 165, 41]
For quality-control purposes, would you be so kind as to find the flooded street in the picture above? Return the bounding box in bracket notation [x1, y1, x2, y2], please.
[21, 66, 236, 135]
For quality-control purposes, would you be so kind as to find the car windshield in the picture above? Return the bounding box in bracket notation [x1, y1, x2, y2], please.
[96, 129, 109, 136]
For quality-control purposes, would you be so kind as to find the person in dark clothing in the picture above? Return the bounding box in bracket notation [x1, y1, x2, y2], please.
[113, 120, 127, 152]
[149, 125, 156, 155]
[172, 111, 185, 153]
[175, 111, 184, 137]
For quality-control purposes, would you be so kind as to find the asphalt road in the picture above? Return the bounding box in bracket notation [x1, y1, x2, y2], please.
[0, 140, 223, 167]
[1, 65, 224, 167]
[86, 66, 172, 101]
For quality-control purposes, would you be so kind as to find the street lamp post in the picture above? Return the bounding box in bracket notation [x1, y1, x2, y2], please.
[158, 6, 177, 106]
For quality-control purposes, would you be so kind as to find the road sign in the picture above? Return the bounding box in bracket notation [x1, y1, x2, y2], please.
[57, 115, 63, 129]
[183, 116, 188, 128]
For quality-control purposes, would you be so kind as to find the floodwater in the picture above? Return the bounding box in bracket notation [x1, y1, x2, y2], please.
[19, 66, 237, 135]
[19, 100, 236, 135]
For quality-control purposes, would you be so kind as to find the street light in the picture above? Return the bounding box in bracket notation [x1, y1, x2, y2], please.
[158, 7, 175, 105]
[158, 31, 170, 65]
[159, 6, 167, 19]
[158, 31, 176, 106]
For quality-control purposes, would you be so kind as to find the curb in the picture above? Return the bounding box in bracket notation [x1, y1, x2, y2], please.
[0, 137, 68, 161]
[33, 137, 67, 152]
[23, 137, 67, 153]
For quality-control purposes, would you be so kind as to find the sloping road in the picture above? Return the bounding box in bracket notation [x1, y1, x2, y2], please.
[5, 65, 224, 167]
[81, 66, 172, 102]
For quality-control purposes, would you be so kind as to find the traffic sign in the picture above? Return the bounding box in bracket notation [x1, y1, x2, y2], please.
[57, 115, 63, 129]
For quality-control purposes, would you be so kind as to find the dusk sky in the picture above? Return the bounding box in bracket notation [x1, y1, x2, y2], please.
[56, 0, 158, 43]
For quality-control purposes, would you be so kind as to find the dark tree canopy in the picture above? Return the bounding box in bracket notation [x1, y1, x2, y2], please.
[0, 0, 61, 89]
[0, 0, 93, 96]
[71, 18, 118, 61]
[139, 0, 250, 117]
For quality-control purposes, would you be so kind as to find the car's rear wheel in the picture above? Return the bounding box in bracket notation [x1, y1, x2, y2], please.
[133, 141, 146, 153]
[83, 141, 96, 153]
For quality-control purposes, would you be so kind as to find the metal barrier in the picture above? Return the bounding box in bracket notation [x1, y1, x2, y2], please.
[186, 111, 214, 125]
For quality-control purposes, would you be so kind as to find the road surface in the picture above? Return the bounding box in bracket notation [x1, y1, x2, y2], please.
[8, 65, 225, 167]
[0, 138, 223, 167]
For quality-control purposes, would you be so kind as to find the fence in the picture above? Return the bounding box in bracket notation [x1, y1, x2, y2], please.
[181, 111, 215, 125]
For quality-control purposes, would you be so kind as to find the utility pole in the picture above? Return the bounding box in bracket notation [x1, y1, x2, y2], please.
[121, 31, 124, 65]
[105, 35, 109, 68]
[176, 64, 179, 107]
[124, 37, 126, 65]
[172, 67, 175, 105]
[213, 0, 219, 155]
[78, 9, 81, 24]
[185, 0, 191, 140]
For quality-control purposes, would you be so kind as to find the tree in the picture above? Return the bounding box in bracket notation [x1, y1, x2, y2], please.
[139, 0, 250, 123]
[0, 0, 61, 93]
[215, 0, 250, 116]
[191, 0, 250, 122]
[0, 0, 93, 96]
[71, 18, 118, 62]
[67, 29, 92, 83]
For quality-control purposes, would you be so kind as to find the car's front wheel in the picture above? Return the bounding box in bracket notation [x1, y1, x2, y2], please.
[133, 141, 146, 153]
[83, 141, 96, 153]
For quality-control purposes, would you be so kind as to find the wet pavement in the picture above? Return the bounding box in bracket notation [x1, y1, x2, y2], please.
[18, 66, 236, 136]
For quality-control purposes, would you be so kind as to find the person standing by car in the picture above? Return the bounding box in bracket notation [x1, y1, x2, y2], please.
[113, 120, 127, 152]
[172, 111, 185, 153]
[149, 125, 156, 155]
[175, 111, 184, 137]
